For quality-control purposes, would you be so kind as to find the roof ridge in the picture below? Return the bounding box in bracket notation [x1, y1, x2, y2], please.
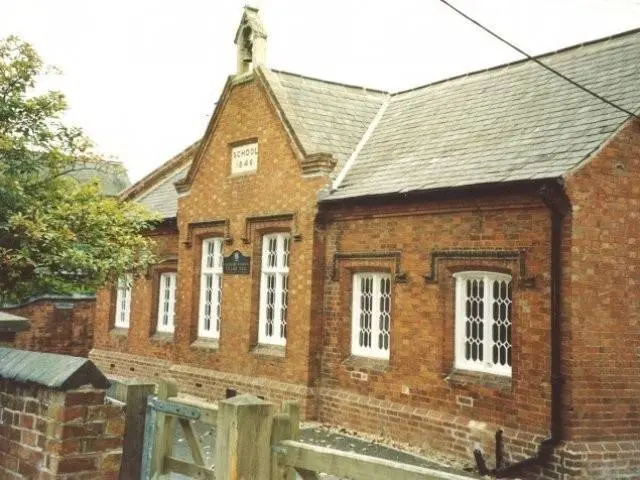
[331, 97, 391, 192]
[270, 68, 389, 95]
[393, 27, 640, 97]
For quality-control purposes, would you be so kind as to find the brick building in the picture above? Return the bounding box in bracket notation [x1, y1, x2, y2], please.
[91, 8, 640, 478]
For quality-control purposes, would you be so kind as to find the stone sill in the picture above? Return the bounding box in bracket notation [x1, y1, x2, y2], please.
[251, 344, 286, 360]
[109, 327, 129, 338]
[150, 332, 174, 344]
[191, 338, 219, 352]
[444, 369, 512, 393]
[342, 355, 390, 373]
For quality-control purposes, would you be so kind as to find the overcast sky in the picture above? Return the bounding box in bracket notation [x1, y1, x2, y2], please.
[1, 0, 639, 183]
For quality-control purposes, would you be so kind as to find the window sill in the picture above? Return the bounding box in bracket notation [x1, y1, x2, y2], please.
[444, 369, 512, 392]
[251, 344, 286, 359]
[191, 338, 219, 351]
[109, 327, 129, 338]
[150, 332, 174, 344]
[343, 355, 390, 373]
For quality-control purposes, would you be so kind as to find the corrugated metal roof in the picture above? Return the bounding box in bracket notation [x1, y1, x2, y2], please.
[0, 348, 110, 390]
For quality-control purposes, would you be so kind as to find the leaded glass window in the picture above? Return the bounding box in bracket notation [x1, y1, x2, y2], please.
[351, 273, 392, 360]
[258, 233, 290, 346]
[198, 238, 223, 338]
[454, 272, 512, 376]
[114, 274, 132, 329]
[157, 272, 177, 333]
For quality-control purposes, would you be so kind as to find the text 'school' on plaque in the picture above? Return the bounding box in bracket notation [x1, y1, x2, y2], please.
[223, 250, 251, 274]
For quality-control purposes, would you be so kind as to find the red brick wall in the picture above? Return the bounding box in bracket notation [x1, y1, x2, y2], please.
[0, 381, 124, 479]
[318, 192, 553, 448]
[4, 298, 95, 357]
[93, 74, 329, 391]
[94, 227, 179, 367]
[563, 118, 640, 442]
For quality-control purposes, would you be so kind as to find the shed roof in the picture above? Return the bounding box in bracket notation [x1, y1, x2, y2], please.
[0, 348, 110, 390]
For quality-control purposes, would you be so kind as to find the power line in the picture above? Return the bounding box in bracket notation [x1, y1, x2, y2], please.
[437, 0, 639, 119]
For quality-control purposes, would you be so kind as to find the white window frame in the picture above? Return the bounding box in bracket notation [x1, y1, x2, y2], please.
[454, 271, 513, 377]
[258, 233, 290, 346]
[198, 238, 224, 339]
[157, 272, 177, 333]
[114, 274, 132, 329]
[351, 272, 392, 360]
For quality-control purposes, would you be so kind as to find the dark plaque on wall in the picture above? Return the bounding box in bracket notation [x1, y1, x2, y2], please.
[223, 250, 251, 275]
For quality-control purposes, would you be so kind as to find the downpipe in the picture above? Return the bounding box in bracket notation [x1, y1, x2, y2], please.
[473, 182, 569, 477]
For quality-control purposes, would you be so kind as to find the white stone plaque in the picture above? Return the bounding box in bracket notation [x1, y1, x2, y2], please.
[231, 142, 258, 174]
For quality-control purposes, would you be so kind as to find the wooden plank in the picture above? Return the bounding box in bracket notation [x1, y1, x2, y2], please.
[139, 400, 158, 480]
[164, 456, 215, 479]
[154, 379, 178, 476]
[280, 440, 479, 480]
[271, 413, 293, 480]
[119, 381, 156, 480]
[179, 418, 205, 466]
[169, 395, 218, 425]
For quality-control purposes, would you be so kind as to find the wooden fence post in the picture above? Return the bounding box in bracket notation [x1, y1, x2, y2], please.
[153, 378, 178, 476]
[116, 380, 156, 480]
[215, 394, 275, 480]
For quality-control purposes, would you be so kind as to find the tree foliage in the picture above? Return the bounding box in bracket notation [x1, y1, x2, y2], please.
[0, 35, 158, 301]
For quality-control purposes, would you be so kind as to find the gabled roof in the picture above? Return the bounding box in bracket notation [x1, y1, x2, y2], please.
[325, 29, 640, 200]
[123, 141, 199, 219]
[134, 28, 640, 215]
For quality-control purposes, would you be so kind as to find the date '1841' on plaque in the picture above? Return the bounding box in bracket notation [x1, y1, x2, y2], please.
[223, 250, 251, 275]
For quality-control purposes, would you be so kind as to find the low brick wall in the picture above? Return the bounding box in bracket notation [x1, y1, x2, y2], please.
[91, 348, 316, 418]
[0, 381, 123, 479]
[0, 348, 124, 479]
[2, 296, 95, 357]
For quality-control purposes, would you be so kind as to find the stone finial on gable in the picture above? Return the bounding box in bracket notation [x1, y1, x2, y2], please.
[234, 6, 267, 75]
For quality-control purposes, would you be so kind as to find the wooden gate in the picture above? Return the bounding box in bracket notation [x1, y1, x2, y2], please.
[140, 381, 217, 479]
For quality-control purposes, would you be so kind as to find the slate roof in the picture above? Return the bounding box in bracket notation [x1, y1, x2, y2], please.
[324, 29, 640, 200]
[126, 141, 199, 219]
[264, 69, 387, 173]
[137, 164, 190, 218]
[134, 29, 640, 213]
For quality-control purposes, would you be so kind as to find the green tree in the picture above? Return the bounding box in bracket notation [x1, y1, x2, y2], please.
[0, 35, 157, 301]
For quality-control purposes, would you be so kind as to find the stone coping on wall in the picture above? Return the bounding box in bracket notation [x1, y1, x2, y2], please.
[0, 312, 30, 333]
[0, 347, 109, 390]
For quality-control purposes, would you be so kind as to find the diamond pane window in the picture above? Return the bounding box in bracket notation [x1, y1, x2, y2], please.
[198, 238, 223, 339]
[114, 274, 133, 329]
[258, 233, 290, 346]
[454, 272, 512, 376]
[157, 273, 177, 333]
[351, 273, 392, 360]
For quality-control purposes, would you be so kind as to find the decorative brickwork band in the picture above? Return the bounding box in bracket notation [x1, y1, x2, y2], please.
[241, 212, 301, 244]
[422, 249, 535, 287]
[331, 251, 407, 283]
[183, 219, 231, 247]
